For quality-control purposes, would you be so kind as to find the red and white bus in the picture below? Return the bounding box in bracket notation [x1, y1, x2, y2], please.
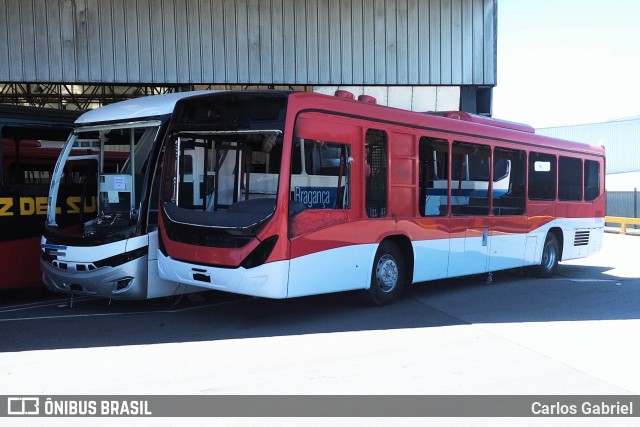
[157, 90, 605, 305]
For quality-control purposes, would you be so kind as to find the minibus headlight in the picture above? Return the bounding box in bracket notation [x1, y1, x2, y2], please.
[113, 277, 134, 292]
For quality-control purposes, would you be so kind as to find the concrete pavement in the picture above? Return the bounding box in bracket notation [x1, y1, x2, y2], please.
[1, 232, 639, 425]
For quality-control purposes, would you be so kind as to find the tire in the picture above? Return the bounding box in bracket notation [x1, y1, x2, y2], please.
[533, 233, 560, 278]
[359, 241, 405, 306]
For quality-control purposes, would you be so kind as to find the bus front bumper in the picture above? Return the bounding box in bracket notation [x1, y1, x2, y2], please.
[157, 250, 290, 299]
[40, 254, 149, 300]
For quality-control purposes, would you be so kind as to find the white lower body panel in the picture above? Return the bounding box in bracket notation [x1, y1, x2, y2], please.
[157, 250, 290, 299]
[156, 217, 604, 299]
[287, 244, 376, 297]
[412, 239, 450, 282]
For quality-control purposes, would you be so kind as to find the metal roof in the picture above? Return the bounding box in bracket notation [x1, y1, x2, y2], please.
[75, 91, 213, 124]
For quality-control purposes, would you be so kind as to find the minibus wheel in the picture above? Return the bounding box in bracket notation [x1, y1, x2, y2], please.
[359, 241, 405, 305]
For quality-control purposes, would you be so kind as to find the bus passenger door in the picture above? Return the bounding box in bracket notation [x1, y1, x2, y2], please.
[489, 218, 528, 271]
[413, 137, 451, 282]
[488, 148, 527, 271]
[447, 142, 491, 277]
[448, 218, 490, 277]
[287, 129, 372, 297]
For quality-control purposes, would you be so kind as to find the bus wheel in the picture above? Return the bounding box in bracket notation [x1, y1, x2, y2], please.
[359, 241, 405, 306]
[533, 233, 559, 278]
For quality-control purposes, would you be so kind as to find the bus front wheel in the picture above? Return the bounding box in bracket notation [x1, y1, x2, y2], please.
[359, 241, 405, 306]
[532, 233, 560, 278]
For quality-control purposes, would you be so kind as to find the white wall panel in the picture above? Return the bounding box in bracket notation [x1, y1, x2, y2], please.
[314, 85, 460, 112]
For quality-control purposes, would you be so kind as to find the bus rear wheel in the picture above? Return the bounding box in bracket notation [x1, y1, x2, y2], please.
[359, 241, 405, 306]
[532, 233, 559, 278]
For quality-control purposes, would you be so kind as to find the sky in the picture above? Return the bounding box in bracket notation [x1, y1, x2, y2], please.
[492, 0, 640, 129]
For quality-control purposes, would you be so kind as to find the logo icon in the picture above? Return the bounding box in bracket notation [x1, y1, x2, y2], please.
[7, 397, 40, 415]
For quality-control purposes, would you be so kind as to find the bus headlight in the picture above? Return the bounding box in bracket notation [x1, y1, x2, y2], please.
[241, 236, 278, 269]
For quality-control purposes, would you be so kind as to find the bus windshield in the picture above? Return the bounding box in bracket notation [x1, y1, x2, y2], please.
[46, 122, 160, 242]
[162, 130, 282, 233]
[161, 92, 288, 240]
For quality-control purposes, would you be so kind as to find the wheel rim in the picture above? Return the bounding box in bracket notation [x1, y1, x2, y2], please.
[375, 254, 399, 293]
[542, 240, 557, 271]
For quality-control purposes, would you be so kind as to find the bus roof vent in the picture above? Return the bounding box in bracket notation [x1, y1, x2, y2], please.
[334, 90, 355, 100]
[435, 111, 535, 133]
[358, 95, 377, 105]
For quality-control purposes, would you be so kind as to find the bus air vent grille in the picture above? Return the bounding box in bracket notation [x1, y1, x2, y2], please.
[574, 230, 590, 246]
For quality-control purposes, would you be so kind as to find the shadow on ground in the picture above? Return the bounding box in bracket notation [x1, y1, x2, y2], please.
[1, 260, 638, 352]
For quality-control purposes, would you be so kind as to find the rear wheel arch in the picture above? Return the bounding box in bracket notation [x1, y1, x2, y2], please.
[532, 230, 561, 278]
[547, 227, 564, 260]
[383, 234, 414, 284]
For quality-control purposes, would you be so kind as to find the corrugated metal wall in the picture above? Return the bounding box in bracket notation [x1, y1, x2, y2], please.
[606, 191, 639, 220]
[537, 117, 640, 175]
[0, 0, 497, 86]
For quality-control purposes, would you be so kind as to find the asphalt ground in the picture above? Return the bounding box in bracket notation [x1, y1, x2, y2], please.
[1, 232, 639, 426]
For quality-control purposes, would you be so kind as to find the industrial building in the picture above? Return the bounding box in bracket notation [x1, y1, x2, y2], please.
[538, 118, 640, 218]
[0, 0, 497, 114]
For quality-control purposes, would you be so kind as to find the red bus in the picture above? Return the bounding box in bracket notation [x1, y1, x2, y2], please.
[1, 106, 80, 290]
[157, 90, 605, 305]
[1, 105, 127, 290]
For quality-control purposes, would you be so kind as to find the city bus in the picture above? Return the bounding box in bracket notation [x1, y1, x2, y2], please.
[157, 90, 605, 305]
[40, 91, 209, 300]
[0, 105, 82, 290]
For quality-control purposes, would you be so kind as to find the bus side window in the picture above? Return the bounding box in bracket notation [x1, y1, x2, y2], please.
[584, 160, 600, 201]
[419, 137, 449, 216]
[528, 152, 557, 201]
[22, 165, 52, 184]
[451, 141, 490, 216]
[290, 139, 351, 210]
[558, 156, 583, 201]
[365, 129, 388, 218]
[493, 148, 525, 215]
